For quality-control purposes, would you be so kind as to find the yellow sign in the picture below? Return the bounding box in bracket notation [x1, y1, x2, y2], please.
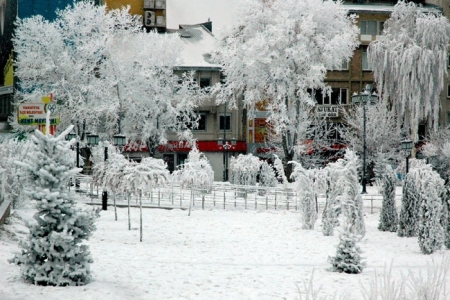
[17, 102, 60, 125]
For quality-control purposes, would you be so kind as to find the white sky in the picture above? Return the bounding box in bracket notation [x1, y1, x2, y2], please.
[167, 0, 240, 34]
[2, 185, 450, 299]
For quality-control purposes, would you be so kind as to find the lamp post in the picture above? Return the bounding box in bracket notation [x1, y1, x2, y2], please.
[401, 139, 413, 174]
[66, 131, 80, 168]
[352, 84, 378, 194]
[87, 133, 127, 210]
[218, 137, 237, 181]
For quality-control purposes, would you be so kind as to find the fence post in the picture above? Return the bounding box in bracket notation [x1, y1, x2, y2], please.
[158, 188, 161, 207]
[275, 191, 277, 210]
[266, 194, 268, 210]
[223, 188, 226, 209]
[371, 198, 374, 214]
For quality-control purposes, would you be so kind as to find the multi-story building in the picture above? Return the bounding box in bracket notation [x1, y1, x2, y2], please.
[313, 0, 444, 147]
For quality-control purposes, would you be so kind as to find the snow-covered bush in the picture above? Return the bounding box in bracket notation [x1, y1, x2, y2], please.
[258, 160, 277, 194]
[172, 147, 214, 193]
[291, 162, 317, 230]
[377, 164, 398, 232]
[328, 224, 364, 274]
[9, 125, 99, 286]
[336, 150, 365, 239]
[0, 137, 34, 208]
[417, 168, 445, 254]
[229, 153, 261, 186]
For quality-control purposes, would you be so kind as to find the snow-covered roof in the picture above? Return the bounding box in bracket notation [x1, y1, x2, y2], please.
[343, 3, 443, 14]
[170, 24, 221, 71]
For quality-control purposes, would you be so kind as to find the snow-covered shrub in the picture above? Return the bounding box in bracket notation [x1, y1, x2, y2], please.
[291, 162, 317, 230]
[377, 164, 398, 232]
[229, 154, 261, 186]
[328, 224, 364, 274]
[398, 168, 421, 237]
[0, 137, 34, 208]
[337, 150, 365, 239]
[318, 166, 342, 236]
[172, 147, 214, 193]
[417, 168, 445, 254]
[258, 160, 277, 194]
[9, 126, 99, 286]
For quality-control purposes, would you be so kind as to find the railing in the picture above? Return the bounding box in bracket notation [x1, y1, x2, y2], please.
[71, 175, 400, 213]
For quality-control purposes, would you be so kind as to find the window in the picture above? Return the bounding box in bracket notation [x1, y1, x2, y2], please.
[341, 59, 349, 70]
[360, 20, 383, 36]
[219, 114, 231, 131]
[200, 78, 211, 93]
[447, 111, 450, 126]
[193, 114, 206, 131]
[312, 88, 348, 105]
[447, 84, 450, 98]
[448, 54, 450, 68]
[362, 49, 371, 70]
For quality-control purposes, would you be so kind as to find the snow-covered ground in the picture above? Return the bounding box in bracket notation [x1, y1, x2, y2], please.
[1, 187, 449, 300]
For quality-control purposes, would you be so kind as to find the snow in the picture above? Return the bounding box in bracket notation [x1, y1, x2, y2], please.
[1, 186, 449, 299]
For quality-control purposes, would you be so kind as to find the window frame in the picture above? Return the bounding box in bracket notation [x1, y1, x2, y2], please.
[219, 113, 231, 131]
[192, 113, 207, 131]
[360, 20, 384, 36]
[362, 49, 372, 71]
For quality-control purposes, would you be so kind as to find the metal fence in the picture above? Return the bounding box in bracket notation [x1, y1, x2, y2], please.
[71, 175, 402, 213]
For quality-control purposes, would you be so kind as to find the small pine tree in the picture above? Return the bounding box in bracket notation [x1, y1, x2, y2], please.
[417, 168, 445, 254]
[398, 169, 421, 237]
[9, 125, 98, 286]
[378, 164, 398, 232]
[328, 224, 364, 274]
[291, 162, 317, 230]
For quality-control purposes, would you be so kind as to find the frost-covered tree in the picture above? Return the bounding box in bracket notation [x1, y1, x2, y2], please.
[172, 147, 214, 192]
[229, 154, 262, 186]
[12, 1, 201, 147]
[291, 162, 318, 230]
[272, 154, 287, 184]
[9, 124, 99, 286]
[213, 0, 358, 179]
[123, 157, 169, 241]
[416, 167, 445, 254]
[0, 137, 34, 208]
[369, 1, 450, 155]
[336, 150, 365, 239]
[377, 164, 398, 232]
[342, 101, 404, 178]
[328, 224, 364, 274]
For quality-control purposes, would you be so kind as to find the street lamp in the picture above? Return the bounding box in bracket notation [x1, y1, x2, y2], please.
[352, 84, 378, 194]
[401, 139, 413, 174]
[218, 137, 236, 181]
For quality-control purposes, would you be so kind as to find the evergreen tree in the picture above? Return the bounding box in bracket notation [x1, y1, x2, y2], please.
[9, 125, 99, 286]
[291, 162, 317, 230]
[378, 165, 398, 232]
[328, 224, 364, 274]
[258, 160, 277, 193]
[398, 169, 421, 237]
[320, 167, 342, 236]
[339, 150, 365, 239]
[417, 168, 445, 254]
